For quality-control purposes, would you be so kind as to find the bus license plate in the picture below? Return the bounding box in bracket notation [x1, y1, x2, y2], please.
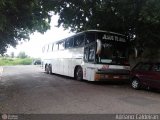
[113, 76, 120, 79]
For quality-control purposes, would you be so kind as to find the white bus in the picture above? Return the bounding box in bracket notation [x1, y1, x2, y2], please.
[42, 30, 130, 81]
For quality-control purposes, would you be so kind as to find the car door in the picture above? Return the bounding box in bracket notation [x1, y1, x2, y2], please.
[149, 63, 160, 89]
[137, 63, 152, 86]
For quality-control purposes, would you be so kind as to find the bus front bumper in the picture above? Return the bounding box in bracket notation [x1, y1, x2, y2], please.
[94, 73, 130, 81]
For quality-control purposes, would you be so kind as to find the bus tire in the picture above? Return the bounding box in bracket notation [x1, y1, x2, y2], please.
[48, 65, 52, 74]
[75, 66, 83, 81]
[45, 64, 47, 71]
[46, 65, 49, 74]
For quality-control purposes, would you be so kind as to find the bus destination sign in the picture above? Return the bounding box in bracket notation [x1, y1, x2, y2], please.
[102, 34, 126, 42]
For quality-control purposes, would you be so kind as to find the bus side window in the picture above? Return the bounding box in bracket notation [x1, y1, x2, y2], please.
[88, 45, 95, 62]
[47, 44, 49, 52]
[53, 43, 58, 51]
[84, 47, 89, 62]
[85, 33, 95, 45]
[42, 47, 45, 53]
[65, 38, 73, 48]
[43, 45, 47, 53]
[58, 41, 65, 50]
[74, 35, 84, 47]
[48, 44, 53, 52]
[52, 43, 54, 51]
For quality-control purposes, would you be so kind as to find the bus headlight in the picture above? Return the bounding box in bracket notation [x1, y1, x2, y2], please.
[95, 74, 109, 80]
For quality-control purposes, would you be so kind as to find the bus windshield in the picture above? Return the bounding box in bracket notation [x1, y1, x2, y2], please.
[96, 32, 128, 65]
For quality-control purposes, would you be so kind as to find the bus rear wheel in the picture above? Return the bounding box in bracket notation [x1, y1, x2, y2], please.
[46, 65, 49, 74]
[48, 65, 52, 74]
[75, 66, 83, 81]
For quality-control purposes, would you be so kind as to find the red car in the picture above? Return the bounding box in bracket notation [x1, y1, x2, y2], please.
[130, 62, 160, 90]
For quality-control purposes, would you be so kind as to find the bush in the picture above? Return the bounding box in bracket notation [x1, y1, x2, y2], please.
[0, 58, 32, 66]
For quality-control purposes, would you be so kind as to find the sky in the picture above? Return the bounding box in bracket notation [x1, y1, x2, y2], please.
[7, 15, 74, 58]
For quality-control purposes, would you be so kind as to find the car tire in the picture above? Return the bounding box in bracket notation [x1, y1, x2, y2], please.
[75, 66, 83, 81]
[131, 78, 141, 90]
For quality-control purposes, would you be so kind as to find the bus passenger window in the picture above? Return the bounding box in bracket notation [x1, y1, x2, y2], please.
[42, 47, 45, 53]
[47, 45, 49, 52]
[84, 47, 89, 62]
[43, 45, 47, 53]
[88, 46, 95, 62]
[65, 38, 73, 48]
[85, 33, 95, 44]
[53, 43, 58, 51]
[52, 44, 54, 51]
[58, 41, 65, 50]
[48, 44, 53, 52]
[74, 35, 84, 47]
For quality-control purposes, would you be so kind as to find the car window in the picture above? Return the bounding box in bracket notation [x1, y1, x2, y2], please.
[132, 63, 143, 70]
[152, 64, 160, 72]
[139, 63, 152, 71]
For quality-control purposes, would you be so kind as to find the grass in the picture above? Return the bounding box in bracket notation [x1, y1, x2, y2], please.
[0, 57, 33, 66]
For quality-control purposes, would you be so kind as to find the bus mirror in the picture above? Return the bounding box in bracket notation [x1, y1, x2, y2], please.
[96, 39, 102, 55]
[134, 47, 138, 58]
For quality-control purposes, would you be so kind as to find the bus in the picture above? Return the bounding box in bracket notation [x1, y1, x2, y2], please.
[42, 30, 130, 81]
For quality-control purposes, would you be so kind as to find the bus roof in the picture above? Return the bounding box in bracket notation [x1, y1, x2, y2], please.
[77, 30, 125, 37]
[53, 30, 126, 44]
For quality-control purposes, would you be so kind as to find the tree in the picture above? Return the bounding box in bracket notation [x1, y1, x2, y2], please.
[1, 0, 160, 57]
[10, 52, 14, 58]
[17, 52, 27, 59]
[53, 0, 160, 55]
[0, 0, 57, 55]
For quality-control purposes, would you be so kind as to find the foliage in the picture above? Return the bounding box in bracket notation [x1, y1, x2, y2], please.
[17, 51, 28, 59]
[1, 0, 160, 56]
[53, 0, 160, 52]
[10, 52, 14, 58]
[0, 0, 57, 54]
[0, 57, 32, 66]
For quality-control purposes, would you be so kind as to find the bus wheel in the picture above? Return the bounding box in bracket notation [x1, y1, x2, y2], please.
[75, 66, 83, 81]
[48, 65, 52, 74]
[45, 64, 47, 71]
[46, 65, 49, 74]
